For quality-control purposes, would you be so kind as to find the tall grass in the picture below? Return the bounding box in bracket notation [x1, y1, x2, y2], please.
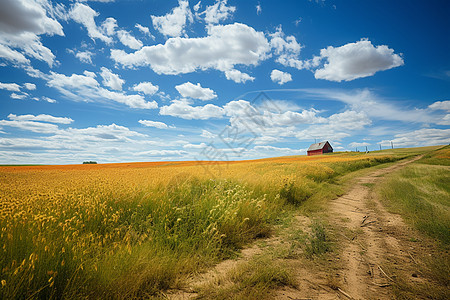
[378, 163, 450, 245]
[0, 150, 414, 298]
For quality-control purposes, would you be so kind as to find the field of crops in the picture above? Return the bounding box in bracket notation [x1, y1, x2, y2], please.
[0, 150, 422, 298]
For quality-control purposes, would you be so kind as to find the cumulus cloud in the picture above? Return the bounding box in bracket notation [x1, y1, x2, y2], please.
[0, 82, 21, 92]
[47, 71, 157, 109]
[132, 82, 159, 95]
[429, 100, 450, 112]
[100, 67, 124, 91]
[24, 83, 36, 90]
[70, 3, 112, 44]
[139, 120, 172, 129]
[312, 39, 404, 82]
[269, 26, 303, 69]
[74, 50, 94, 64]
[0, 114, 61, 134]
[10, 93, 27, 100]
[160, 99, 224, 120]
[296, 110, 371, 141]
[202, 0, 236, 24]
[151, 0, 193, 37]
[270, 69, 292, 85]
[101, 17, 117, 36]
[117, 30, 143, 50]
[224, 69, 255, 83]
[0, 0, 64, 67]
[111, 23, 269, 82]
[175, 82, 217, 100]
[42, 96, 57, 103]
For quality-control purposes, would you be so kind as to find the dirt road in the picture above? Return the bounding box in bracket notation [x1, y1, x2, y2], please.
[278, 155, 438, 300]
[170, 156, 443, 299]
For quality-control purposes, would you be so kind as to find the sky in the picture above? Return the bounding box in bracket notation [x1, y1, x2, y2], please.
[0, 0, 449, 164]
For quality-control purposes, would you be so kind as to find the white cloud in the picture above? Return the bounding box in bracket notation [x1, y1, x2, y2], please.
[0, 117, 59, 134]
[256, 3, 262, 15]
[270, 69, 292, 85]
[10, 93, 27, 100]
[269, 26, 303, 69]
[202, 0, 236, 24]
[438, 114, 450, 125]
[8, 113, 73, 124]
[224, 69, 255, 83]
[349, 142, 370, 148]
[139, 120, 172, 129]
[201, 129, 216, 139]
[42, 96, 57, 103]
[117, 30, 143, 50]
[429, 100, 450, 112]
[183, 142, 207, 149]
[0, 44, 29, 64]
[132, 82, 159, 95]
[253, 145, 304, 155]
[100, 67, 125, 91]
[135, 24, 152, 37]
[0, 0, 64, 67]
[151, 0, 193, 37]
[47, 71, 157, 109]
[137, 149, 187, 157]
[75, 50, 94, 64]
[302, 88, 440, 124]
[98, 89, 158, 109]
[296, 110, 371, 141]
[380, 128, 450, 148]
[160, 99, 224, 120]
[312, 39, 404, 82]
[193, 1, 202, 12]
[24, 83, 36, 90]
[70, 3, 113, 44]
[111, 23, 269, 82]
[0, 82, 21, 92]
[101, 17, 117, 36]
[175, 82, 217, 100]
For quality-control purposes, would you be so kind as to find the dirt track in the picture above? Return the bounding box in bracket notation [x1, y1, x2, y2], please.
[170, 156, 442, 299]
[278, 155, 434, 300]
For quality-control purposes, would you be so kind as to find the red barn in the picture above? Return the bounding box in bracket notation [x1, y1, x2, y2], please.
[307, 141, 333, 156]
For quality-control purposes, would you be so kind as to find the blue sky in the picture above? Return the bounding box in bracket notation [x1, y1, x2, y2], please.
[0, 0, 449, 164]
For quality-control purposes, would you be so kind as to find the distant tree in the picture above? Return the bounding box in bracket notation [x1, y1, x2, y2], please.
[83, 161, 97, 164]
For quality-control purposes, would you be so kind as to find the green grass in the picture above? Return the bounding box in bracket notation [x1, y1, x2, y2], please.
[378, 163, 450, 245]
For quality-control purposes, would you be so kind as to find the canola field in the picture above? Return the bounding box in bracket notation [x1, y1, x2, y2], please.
[0, 151, 414, 298]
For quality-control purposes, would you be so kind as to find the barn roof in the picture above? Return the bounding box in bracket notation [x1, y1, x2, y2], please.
[307, 141, 330, 151]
